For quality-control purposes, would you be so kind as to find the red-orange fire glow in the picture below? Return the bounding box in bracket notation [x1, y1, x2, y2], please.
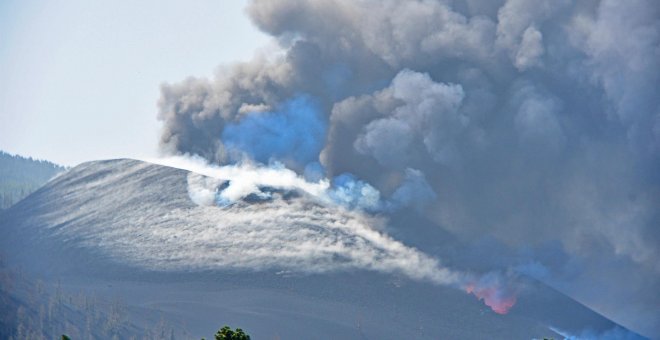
[465, 282, 517, 314]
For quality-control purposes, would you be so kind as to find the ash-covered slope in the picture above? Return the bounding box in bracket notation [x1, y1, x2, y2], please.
[0, 159, 644, 339]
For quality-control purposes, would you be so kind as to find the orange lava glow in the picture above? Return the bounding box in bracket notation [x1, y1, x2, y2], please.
[465, 283, 517, 314]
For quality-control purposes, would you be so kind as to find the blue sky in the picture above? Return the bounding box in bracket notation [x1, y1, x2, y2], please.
[0, 0, 267, 166]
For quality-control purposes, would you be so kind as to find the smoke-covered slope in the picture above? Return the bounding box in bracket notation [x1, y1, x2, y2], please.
[0, 159, 644, 339]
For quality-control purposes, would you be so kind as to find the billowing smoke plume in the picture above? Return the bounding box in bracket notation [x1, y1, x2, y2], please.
[157, 0, 660, 336]
[222, 95, 325, 165]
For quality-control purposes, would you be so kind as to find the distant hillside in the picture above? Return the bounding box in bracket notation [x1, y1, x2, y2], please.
[0, 151, 66, 209]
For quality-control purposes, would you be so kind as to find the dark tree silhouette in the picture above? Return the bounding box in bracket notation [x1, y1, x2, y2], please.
[213, 325, 250, 340]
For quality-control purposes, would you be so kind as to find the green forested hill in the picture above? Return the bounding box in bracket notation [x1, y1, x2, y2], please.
[0, 151, 66, 209]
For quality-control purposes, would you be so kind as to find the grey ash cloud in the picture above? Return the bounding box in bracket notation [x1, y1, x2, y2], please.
[157, 0, 660, 335]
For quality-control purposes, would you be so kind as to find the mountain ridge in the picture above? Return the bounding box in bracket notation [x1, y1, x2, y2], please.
[0, 158, 646, 339]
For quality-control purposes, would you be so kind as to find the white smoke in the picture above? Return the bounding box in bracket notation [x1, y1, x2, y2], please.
[120, 157, 471, 287]
[148, 155, 514, 312]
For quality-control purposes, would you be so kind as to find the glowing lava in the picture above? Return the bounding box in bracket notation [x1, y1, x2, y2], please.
[464, 280, 517, 315]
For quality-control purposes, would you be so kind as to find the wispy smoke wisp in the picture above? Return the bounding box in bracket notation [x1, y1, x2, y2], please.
[159, 155, 516, 314]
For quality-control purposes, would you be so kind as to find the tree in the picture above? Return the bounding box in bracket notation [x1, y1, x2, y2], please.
[213, 325, 250, 340]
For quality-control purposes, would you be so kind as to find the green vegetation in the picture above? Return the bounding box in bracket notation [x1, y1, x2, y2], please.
[202, 325, 251, 340]
[0, 151, 65, 209]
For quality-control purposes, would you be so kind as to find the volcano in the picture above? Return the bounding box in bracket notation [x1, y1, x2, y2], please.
[0, 159, 645, 339]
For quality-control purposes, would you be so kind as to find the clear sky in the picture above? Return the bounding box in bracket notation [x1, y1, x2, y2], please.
[0, 0, 267, 166]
